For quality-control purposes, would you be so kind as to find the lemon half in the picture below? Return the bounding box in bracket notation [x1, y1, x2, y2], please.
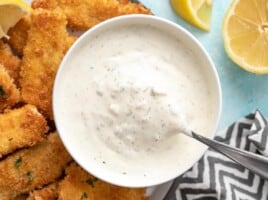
[223, 0, 268, 74]
[0, 0, 32, 39]
[170, 0, 213, 31]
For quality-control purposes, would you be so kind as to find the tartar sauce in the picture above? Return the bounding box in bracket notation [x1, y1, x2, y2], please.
[55, 24, 217, 179]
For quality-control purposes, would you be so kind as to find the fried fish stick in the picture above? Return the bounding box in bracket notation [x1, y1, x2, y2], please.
[0, 133, 72, 200]
[0, 104, 48, 157]
[0, 40, 21, 84]
[0, 64, 20, 112]
[58, 163, 148, 200]
[27, 183, 58, 200]
[32, 0, 151, 30]
[20, 8, 73, 119]
[6, 16, 31, 56]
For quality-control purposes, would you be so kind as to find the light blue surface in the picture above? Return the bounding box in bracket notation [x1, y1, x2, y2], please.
[140, 0, 268, 130]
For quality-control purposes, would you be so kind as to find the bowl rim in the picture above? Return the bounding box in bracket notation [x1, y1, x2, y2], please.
[53, 14, 222, 188]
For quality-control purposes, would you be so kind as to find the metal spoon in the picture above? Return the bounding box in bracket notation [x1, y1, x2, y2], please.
[181, 129, 268, 180]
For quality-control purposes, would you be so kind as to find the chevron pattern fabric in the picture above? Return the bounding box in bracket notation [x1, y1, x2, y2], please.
[164, 111, 268, 200]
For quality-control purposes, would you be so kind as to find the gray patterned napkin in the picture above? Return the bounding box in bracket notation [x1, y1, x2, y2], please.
[163, 110, 268, 200]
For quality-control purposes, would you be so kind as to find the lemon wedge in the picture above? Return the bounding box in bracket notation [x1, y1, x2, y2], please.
[223, 0, 268, 74]
[0, 0, 32, 39]
[170, 0, 213, 31]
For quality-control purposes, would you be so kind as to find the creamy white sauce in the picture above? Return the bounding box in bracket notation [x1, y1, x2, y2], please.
[56, 24, 217, 179]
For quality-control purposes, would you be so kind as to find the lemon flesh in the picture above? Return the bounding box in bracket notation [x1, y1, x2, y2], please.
[170, 0, 213, 31]
[0, 0, 32, 39]
[223, 0, 268, 74]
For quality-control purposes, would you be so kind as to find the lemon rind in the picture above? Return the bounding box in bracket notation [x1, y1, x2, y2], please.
[170, 0, 211, 31]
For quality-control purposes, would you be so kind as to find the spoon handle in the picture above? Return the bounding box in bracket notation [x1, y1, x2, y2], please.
[191, 131, 268, 180]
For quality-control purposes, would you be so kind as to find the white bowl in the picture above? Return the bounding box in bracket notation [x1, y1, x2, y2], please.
[53, 15, 222, 188]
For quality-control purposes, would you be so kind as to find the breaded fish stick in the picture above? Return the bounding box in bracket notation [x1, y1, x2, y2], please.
[6, 16, 31, 56]
[0, 133, 72, 200]
[58, 163, 148, 200]
[0, 64, 20, 112]
[20, 8, 73, 119]
[0, 40, 21, 84]
[27, 183, 58, 200]
[32, 0, 151, 30]
[0, 104, 48, 157]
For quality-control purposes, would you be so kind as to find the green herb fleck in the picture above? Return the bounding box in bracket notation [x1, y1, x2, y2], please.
[80, 192, 88, 200]
[86, 177, 98, 188]
[26, 171, 34, 184]
[15, 157, 22, 168]
[0, 86, 6, 97]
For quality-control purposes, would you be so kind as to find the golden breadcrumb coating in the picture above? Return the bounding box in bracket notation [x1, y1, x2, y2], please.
[0, 41, 21, 85]
[20, 8, 74, 119]
[6, 16, 31, 56]
[0, 104, 48, 157]
[0, 64, 20, 112]
[58, 163, 148, 200]
[0, 133, 72, 200]
[32, 0, 151, 30]
[27, 183, 58, 200]
[31, 0, 58, 10]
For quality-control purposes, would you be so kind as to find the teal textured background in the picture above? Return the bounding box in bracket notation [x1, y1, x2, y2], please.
[140, 0, 268, 130]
